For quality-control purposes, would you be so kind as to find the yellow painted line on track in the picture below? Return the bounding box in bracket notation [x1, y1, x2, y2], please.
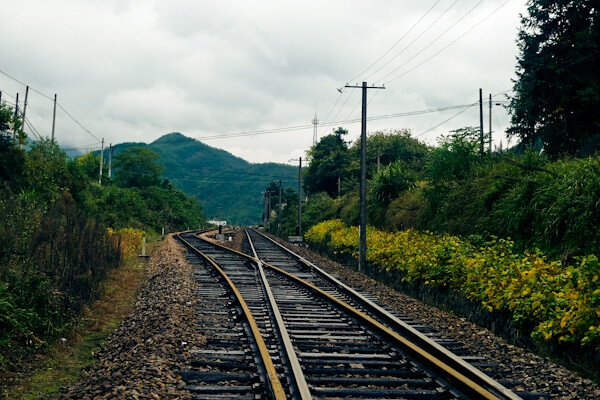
[177, 234, 287, 400]
[198, 231, 504, 400]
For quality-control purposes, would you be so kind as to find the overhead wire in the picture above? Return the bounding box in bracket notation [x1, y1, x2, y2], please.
[345, 0, 443, 84]
[384, 0, 512, 85]
[0, 67, 100, 142]
[364, 0, 461, 82]
[376, 0, 488, 84]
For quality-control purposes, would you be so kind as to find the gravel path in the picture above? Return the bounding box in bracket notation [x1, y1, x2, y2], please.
[62, 235, 205, 400]
[256, 231, 600, 400]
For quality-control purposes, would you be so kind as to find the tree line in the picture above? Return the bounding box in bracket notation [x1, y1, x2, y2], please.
[265, 0, 599, 261]
[0, 104, 204, 368]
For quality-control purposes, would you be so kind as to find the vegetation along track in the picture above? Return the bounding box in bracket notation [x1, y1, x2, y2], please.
[176, 229, 536, 399]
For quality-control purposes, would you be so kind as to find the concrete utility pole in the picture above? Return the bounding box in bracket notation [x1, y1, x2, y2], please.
[479, 88, 484, 156]
[99, 138, 104, 184]
[108, 143, 113, 178]
[51, 94, 57, 141]
[21, 86, 29, 142]
[278, 179, 282, 237]
[267, 191, 272, 233]
[298, 157, 302, 237]
[312, 113, 319, 147]
[489, 93, 492, 153]
[13, 93, 19, 143]
[345, 82, 385, 273]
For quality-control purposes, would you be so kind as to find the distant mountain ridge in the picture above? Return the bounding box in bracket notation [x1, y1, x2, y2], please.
[110, 132, 298, 225]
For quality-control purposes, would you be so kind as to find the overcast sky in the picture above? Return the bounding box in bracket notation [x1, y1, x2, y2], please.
[0, 0, 526, 164]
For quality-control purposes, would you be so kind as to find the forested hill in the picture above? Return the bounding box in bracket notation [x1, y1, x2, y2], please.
[111, 132, 298, 225]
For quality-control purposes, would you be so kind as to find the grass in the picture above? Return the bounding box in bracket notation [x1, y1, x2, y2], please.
[3, 241, 158, 400]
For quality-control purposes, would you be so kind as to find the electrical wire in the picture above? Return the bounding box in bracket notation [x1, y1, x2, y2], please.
[364, 0, 461, 82]
[376, 0, 487, 83]
[0, 67, 100, 141]
[384, 0, 512, 85]
[345, 0, 443, 84]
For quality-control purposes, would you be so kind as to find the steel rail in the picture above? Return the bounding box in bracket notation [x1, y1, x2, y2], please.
[176, 233, 287, 400]
[252, 230, 522, 400]
[250, 229, 523, 400]
[199, 230, 520, 400]
[244, 230, 313, 400]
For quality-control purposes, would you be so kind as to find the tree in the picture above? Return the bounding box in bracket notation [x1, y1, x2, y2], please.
[304, 127, 350, 196]
[24, 139, 68, 204]
[508, 0, 600, 156]
[349, 129, 430, 178]
[114, 147, 164, 188]
[427, 127, 480, 182]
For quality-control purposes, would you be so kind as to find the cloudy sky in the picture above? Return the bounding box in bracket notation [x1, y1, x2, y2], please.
[0, 0, 526, 164]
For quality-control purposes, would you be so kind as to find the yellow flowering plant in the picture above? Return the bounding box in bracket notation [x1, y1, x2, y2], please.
[305, 220, 600, 350]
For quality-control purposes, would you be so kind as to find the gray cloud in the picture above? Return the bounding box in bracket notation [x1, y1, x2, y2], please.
[1, 0, 526, 162]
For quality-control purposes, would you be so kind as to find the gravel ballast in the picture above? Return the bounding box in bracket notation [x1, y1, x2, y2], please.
[62, 230, 600, 399]
[62, 235, 205, 400]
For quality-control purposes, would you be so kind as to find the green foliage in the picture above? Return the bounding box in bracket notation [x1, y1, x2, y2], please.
[112, 132, 298, 225]
[509, 0, 600, 156]
[114, 147, 164, 188]
[24, 139, 69, 204]
[348, 129, 430, 178]
[0, 135, 205, 366]
[306, 220, 600, 350]
[301, 192, 337, 231]
[427, 127, 480, 182]
[370, 161, 416, 205]
[304, 127, 350, 196]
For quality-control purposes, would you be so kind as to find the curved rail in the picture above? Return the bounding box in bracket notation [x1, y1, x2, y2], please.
[249, 229, 523, 400]
[199, 229, 521, 400]
[245, 230, 312, 400]
[176, 233, 287, 400]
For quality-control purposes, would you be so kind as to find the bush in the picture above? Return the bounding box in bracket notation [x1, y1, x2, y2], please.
[305, 220, 600, 350]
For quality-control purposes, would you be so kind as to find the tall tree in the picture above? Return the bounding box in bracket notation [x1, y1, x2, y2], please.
[304, 127, 350, 196]
[114, 147, 164, 188]
[508, 0, 600, 156]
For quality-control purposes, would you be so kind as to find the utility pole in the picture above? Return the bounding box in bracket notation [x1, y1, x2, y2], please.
[278, 179, 282, 237]
[13, 93, 19, 143]
[108, 143, 113, 178]
[51, 94, 57, 141]
[345, 82, 385, 273]
[21, 86, 29, 141]
[99, 138, 104, 184]
[312, 113, 319, 147]
[298, 157, 302, 237]
[338, 177, 341, 198]
[488, 93, 492, 153]
[377, 143, 381, 172]
[479, 88, 484, 156]
[267, 191, 272, 233]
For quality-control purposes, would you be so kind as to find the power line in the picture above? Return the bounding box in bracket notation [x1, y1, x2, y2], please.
[365, 0, 461, 82]
[416, 104, 476, 138]
[384, 0, 512, 85]
[376, 0, 487, 83]
[0, 67, 100, 141]
[345, 0, 443, 83]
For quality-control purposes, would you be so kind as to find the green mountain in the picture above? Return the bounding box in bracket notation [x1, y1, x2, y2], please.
[110, 132, 298, 225]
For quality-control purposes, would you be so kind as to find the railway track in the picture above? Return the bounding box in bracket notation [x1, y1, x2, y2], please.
[176, 229, 531, 399]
